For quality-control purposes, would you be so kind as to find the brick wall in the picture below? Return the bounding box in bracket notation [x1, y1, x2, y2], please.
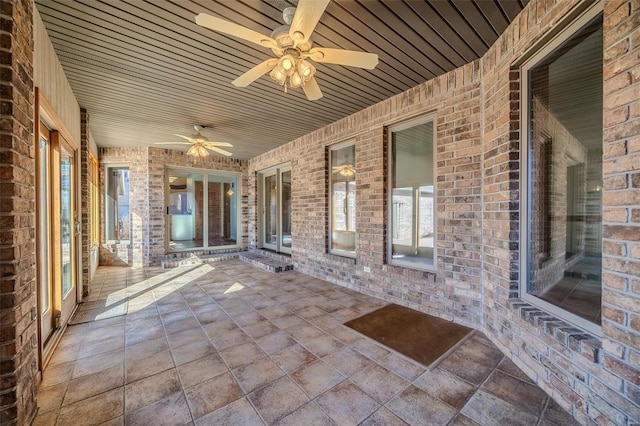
[481, 0, 640, 424]
[249, 60, 484, 327]
[80, 108, 91, 295]
[99, 147, 247, 267]
[248, 0, 640, 423]
[0, 0, 37, 424]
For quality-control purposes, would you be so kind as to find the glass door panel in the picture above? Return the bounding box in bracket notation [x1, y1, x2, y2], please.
[280, 170, 292, 253]
[60, 149, 73, 297]
[263, 174, 278, 249]
[37, 127, 53, 342]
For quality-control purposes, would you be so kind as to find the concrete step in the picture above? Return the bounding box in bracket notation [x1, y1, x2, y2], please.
[161, 252, 239, 269]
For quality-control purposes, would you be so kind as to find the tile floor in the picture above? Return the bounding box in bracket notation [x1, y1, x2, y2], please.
[34, 261, 579, 426]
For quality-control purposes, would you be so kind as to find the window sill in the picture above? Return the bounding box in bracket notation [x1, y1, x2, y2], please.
[510, 300, 602, 364]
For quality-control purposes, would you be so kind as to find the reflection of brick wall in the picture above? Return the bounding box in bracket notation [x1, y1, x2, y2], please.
[529, 97, 588, 294]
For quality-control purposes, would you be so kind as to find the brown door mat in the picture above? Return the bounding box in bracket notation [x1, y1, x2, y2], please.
[345, 304, 473, 368]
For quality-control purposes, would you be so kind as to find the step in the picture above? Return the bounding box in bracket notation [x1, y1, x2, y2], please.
[238, 251, 293, 273]
[161, 252, 240, 269]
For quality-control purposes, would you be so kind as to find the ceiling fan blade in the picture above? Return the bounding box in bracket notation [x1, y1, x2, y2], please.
[308, 47, 378, 70]
[303, 77, 323, 101]
[195, 13, 276, 48]
[175, 134, 196, 142]
[204, 141, 233, 148]
[209, 146, 233, 157]
[232, 59, 278, 87]
[155, 142, 193, 145]
[289, 0, 330, 45]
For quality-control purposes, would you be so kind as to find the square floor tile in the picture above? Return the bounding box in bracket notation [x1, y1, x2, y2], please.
[270, 344, 318, 374]
[290, 360, 345, 398]
[219, 341, 266, 370]
[248, 376, 310, 424]
[275, 401, 334, 426]
[386, 385, 457, 425]
[177, 354, 228, 389]
[125, 368, 181, 413]
[315, 381, 380, 425]
[185, 372, 244, 419]
[125, 391, 192, 426]
[350, 364, 409, 404]
[413, 368, 476, 409]
[232, 356, 285, 393]
[461, 389, 539, 426]
[57, 387, 124, 426]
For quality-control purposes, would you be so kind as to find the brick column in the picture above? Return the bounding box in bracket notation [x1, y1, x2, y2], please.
[80, 108, 91, 295]
[0, 0, 38, 424]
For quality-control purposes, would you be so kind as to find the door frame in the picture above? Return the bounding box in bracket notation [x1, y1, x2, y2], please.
[35, 89, 82, 370]
[258, 163, 292, 254]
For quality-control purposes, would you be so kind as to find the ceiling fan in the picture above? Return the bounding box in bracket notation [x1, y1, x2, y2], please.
[155, 125, 233, 158]
[195, 0, 379, 100]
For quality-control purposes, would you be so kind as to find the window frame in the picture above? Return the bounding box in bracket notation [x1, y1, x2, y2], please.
[328, 139, 357, 258]
[519, 1, 603, 337]
[104, 164, 130, 243]
[386, 114, 437, 272]
[89, 154, 99, 248]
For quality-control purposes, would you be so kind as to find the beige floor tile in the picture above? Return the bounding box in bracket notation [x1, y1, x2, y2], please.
[171, 339, 217, 366]
[461, 389, 540, 426]
[315, 381, 380, 425]
[350, 364, 409, 404]
[254, 330, 297, 355]
[413, 368, 476, 409]
[77, 335, 125, 359]
[481, 369, 548, 416]
[194, 397, 264, 426]
[300, 334, 345, 358]
[63, 364, 124, 406]
[125, 391, 192, 426]
[125, 349, 175, 384]
[72, 348, 125, 379]
[41, 361, 75, 388]
[376, 353, 425, 381]
[31, 409, 59, 426]
[185, 372, 243, 419]
[248, 376, 310, 424]
[321, 346, 372, 377]
[219, 341, 266, 370]
[232, 356, 285, 393]
[166, 326, 207, 349]
[275, 401, 334, 426]
[270, 344, 318, 374]
[243, 320, 280, 339]
[360, 407, 410, 426]
[177, 353, 228, 389]
[125, 368, 182, 413]
[290, 360, 345, 398]
[37, 382, 68, 414]
[211, 327, 252, 351]
[386, 385, 457, 425]
[57, 387, 124, 426]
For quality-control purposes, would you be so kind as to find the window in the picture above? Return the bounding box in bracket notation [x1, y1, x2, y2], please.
[89, 154, 99, 247]
[521, 6, 602, 334]
[387, 116, 436, 270]
[329, 142, 356, 256]
[106, 166, 130, 241]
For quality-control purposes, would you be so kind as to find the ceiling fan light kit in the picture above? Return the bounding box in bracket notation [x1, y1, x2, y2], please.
[195, 0, 378, 101]
[155, 125, 234, 158]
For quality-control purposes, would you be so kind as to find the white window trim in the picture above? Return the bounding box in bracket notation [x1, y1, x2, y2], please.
[329, 139, 357, 258]
[386, 114, 437, 272]
[519, 1, 603, 337]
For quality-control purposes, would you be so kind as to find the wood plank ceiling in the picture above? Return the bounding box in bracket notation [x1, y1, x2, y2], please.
[35, 0, 528, 160]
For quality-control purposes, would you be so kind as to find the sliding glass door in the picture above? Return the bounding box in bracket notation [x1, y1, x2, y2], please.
[260, 165, 291, 254]
[166, 168, 239, 252]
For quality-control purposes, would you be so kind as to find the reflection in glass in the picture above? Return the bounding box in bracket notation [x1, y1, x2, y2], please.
[61, 150, 73, 296]
[390, 120, 435, 268]
[168, 170, 238, 250]
[264, 174, 277, 246]
[281, 171, 292, 249]
[330, 144, 356, 254]
[106, 167, 130, 240]
[526, 16, 602, 325]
